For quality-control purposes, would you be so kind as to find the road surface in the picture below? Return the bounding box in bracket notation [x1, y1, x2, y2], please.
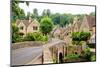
[11, 46, 43, 65]
[11, 38, 66, 65]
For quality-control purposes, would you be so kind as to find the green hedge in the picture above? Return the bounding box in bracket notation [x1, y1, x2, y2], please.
[24, 32, 48, 42]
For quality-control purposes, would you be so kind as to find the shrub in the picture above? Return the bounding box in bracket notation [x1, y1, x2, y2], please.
[90, 55, 96, 61]
[24, 33, 35, 41]
[12, 23, 22, 43]
[64, 54, 80, 60]
[83, 47, 92, 61]
[24, 32, 48, 42]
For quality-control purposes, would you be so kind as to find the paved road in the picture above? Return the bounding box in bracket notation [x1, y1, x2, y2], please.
[11, 46, 43, 65]
[11, 38, 66, 65]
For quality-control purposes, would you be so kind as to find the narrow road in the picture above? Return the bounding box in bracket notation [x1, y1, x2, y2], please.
[11, 46, 43, 65]
[11, 38, 66, 65]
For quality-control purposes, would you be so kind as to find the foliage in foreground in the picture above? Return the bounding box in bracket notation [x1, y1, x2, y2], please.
[90, 55, 96, 61]
[12, 24, 48, 43]
[12, 23, 22, 43]
[24, 32, 48, 42]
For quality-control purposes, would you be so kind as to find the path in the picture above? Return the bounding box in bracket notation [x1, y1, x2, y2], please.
[11, 46, 43, 65]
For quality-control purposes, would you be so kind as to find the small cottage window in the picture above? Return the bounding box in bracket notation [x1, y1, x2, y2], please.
[33, 26, 38, 30]
[67, 33, 69, 35]
[20, 26, 23, 30]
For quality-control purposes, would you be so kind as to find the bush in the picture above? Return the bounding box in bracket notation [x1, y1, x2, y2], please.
[83, 47, 92, 61]
[24, 33, 35, 41]
[24, 32, 48, 42]
[64, 54, 80, 60]
[72, 31, 91, 41]
[90, 55, 96, 61]
[87, 43, 95, 48]
[12, 23, 22, 43]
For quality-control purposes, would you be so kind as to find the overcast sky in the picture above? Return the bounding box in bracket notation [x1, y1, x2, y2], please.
[19, 0, 95, 15]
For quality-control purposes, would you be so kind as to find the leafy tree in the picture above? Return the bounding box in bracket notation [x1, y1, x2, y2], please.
[33, 8, 38, 19]
[12, 0, 26, 22]
[12, 23, 21, 43]
[19, 9, 26, 20]
[31, 8, 39, 21]
[72, 31, 91, 41]
[42, 9, 47, 17]
[71, 31, 91, 50]
[47, 9, 51, 17]
[40, 17, 54, 35]
[60, 14, 71, 27]
[75, 14, 85, 21]
[90, 12, 95, 16]
[51, 13, 60, 25]
[12, 0, 20, 22]
[51, 13, 74, 27]
[26, 12, 31, 20]
[42, 9, 51, 17]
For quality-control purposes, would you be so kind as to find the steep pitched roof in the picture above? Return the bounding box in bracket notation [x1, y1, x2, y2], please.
[21, 20, 30, 27]
[86, 15, 95, 29]
[16, 19, 39, 28]
[77, 21, 82, 29]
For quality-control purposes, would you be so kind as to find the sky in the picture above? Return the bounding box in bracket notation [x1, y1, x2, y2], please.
[19, 0, 95, 16]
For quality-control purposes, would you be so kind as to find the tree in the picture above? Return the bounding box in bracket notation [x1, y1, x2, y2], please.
[26, 12, 31, 20]
[51, 13, 60, 25]
[42, 9, 47, 17]
[51, 13, 74, 27]
[72, 31, 91, 42]
[12, 23, 21, 43]
[19, 9, 26, 20]
[75, 14, 85, 21]
[71, 31, 91, 50]
[90, 12, 95, 16]
[32, 8, 39, 19]
[40, 17, 54, 35]
[12, 0, 20, 22]
[47, 9, 51, 17]
[12, 0, 26, 22]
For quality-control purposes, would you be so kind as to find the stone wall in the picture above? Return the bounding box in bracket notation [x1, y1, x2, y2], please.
[12, 41, 44, 50]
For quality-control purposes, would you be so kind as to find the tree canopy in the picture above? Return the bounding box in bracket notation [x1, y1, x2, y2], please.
[72, 31, 91, 41]
[40, 17, 54, 35]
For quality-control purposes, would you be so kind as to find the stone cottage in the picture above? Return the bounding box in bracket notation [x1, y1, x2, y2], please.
[16, 18, 40, 36]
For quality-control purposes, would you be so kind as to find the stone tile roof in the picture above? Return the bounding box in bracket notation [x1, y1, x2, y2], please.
[16, 19, 39, 27]
[22, 20, 30, 27]
[77, 21, 82, 29]
[86, 15, 95, 29]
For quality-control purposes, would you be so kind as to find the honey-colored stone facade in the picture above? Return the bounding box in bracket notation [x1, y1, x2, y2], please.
[16, 19, 39, 36]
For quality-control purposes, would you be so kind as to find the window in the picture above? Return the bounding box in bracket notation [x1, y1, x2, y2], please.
[20, 26, 23, 30]
[33, 26, 38, 30]
[67, 33, 69, 35]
